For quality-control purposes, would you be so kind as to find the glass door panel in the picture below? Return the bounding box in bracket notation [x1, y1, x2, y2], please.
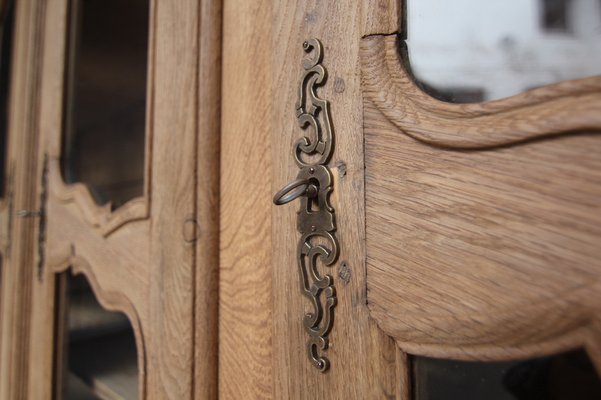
[62, 0, 149, 209]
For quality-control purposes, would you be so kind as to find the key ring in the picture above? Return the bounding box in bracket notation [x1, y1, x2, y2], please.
[273, 178, 314, 205]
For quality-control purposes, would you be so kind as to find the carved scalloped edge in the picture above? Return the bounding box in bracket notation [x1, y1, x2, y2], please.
[49, 251, 147, 398]
[392, 324, 587, 359]
[360, 35, 601, 149]
[369, 299, 601, 375]
[48, 159, 149, 236]
[394, 325, 601, 374]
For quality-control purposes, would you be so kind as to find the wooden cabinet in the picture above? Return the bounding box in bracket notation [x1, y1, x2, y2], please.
[0, 0, 219, 398]
[221, 1, 601, 399]
[1, 0, 601, 399]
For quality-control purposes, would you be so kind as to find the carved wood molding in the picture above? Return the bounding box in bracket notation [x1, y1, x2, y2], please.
[371, 295, 598, 362]
[361, 28, 601, 373]
[360, 34, 601, 149]
[364, 100, 601, 372]
[48, 159, 148, 236]
[48, 249, 147, 398]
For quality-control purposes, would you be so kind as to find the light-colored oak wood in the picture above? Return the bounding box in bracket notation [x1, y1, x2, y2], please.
[28, 2, 74, 396]
[361, 0, 401, 36]
[364, 100, 601, 366]
[146, 0, 201, 396]
[361, 34, 601, 149]
[0, 0, 46, 397]
[359, 4, 601, 398]
[271, 1, 399, 399]
[25, 0, 220, 398]
[219, 1, 273, 398]
[194, 0, 221, 399]
[29, 1, 153, 397]
[7, 0, 601, 399]
[0, 43, 12, 399]
[48, 161, 148, 236]
[396, 348, 411, 400]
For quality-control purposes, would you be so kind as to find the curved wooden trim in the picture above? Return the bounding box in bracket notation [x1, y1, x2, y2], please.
[393, 325, 601, 376]
[360, 35, 601, 149]
[367, 291, 601, 363]
[48, 159, 149, 236]
[50, 254, 147, 399]
[379, 304, 601, 375]
[393, 326, 589, 362]
[43, 0, 156, 238]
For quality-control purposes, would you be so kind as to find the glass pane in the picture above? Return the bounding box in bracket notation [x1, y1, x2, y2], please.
[0, 0, 15, 198]
[406, 0, 601, 103]
[62, 0, 149, 208]
[56, 272, 139, 399]
[412, 349, 601, 400]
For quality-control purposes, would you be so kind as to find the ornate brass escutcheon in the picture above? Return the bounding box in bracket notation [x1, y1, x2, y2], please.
[273, 38, 339, 372]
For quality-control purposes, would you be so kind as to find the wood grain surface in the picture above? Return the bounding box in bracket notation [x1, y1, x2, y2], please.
[8, 0, 600, 399]
[361, 0, 400, 36]
[219, 1, 273, 399]
[28, 2, 77, 397]
[24, 0, 220, 398]
[271, 1, 399, 399]
[365, 99, 601, 369]
[194, 0, 221, 398]
[361, 4, 601, 391]
[0, 0, 46, 398]
[361, 34, 601, 149]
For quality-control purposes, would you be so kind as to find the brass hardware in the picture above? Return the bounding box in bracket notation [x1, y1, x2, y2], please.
[37, 154, 48, 281]
[14, 155, 48, 281]
[273, 38, 339, 372]
[16, 210, 42, 218]
[272, 178, 317, 205]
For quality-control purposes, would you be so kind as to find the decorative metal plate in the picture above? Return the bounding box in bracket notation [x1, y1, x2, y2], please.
[273, 38, 338, 372]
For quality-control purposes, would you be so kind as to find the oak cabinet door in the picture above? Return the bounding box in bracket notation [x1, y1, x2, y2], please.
[23, 0, 220, 398]
[362, 33, 601, 399]
[362, 1, 601, 397]
[221, 1, 601, 399]
[0, 1, 18, 393]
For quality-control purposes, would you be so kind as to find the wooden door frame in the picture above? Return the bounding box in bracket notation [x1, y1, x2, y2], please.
[0, 0, 222, 398]
[0, 0, 47, 398]
[219, 1, 402, 398]
[220, 0, 601, 398]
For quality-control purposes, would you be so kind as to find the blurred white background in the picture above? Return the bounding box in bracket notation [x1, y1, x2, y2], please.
[407, 0, 601, 102]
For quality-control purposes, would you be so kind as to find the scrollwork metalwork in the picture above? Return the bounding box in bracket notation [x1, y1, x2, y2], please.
[294, 39, 334, 168]
[273, 38, 339, 372]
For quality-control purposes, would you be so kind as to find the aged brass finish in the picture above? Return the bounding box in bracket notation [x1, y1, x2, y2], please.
[273, 38, 339, 372]
[37, 154, 48, 281]
[273, 178, 316, 206]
